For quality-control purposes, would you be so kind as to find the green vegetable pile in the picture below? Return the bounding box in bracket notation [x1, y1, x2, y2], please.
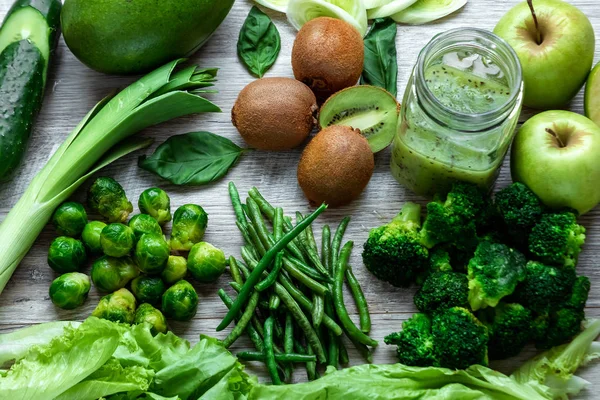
[47, 177, 228, 331]
[216, 183, 376, 384]
[362, 182, 591, 368]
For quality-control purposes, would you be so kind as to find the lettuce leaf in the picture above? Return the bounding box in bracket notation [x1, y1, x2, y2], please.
[0, 317, 122, 400]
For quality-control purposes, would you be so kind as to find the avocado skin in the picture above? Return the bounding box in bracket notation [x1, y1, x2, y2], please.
[61, 0, 235, 75]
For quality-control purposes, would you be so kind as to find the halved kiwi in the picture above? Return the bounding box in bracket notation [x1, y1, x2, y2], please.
[319, 85, 400, 153]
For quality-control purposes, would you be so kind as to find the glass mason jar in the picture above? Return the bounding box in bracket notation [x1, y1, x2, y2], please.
[391, 28, 524, 197]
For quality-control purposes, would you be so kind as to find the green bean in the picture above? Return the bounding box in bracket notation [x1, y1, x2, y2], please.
[274, 207, 284, 241]
[223, 290, 260, 348]
[264, 317, 282, 385]
[228, 281, 265, 339]
[304, 214, 319, 253]
[296, 212, 329, 277]
[245, 222, 267, 257]
[272, 283, 327, 363]
[321, 225, 331, 273]
[281, 258, 329, 295]
[348, 334, 374, 363]
[229, 256, 243, 286]
[236, 351, 317, 363]
[327, 333, 339, 369]
[278, 274, 343, 336]
[272, 313, 284, 340]
[284, 313, 293, 381]
[331, 217, 351, 273]
[240, 246, 259, 269]
[235, 220, 255, 247]
[229, 182, 247, 229]
[306, 344, 318, 380]
[333, 241, 378, 347]
[282, 253, 330, 283]
[255, 252, 284, 292]
[346, 266, 371, 333]
[247, 197, 273, 250]
[293, 341, 316, 381]
[339, 339, 349, 365]
[269, 293, 281, 310]
[237, 261, 251, 280]
[218, 289, 264, 352]
[312, 294, 324, 328]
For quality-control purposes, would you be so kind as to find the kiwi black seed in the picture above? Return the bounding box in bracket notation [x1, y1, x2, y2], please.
[297, 125, 374, 207]
[292, 17, 364, 101]
[319, 85, 400, 153]
[232, 77, 318, 151]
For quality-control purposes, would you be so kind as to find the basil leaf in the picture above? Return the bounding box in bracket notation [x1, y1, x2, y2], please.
[138, 132, 245, 186]
[361, 18, 398, 97]
[238, 6, 281, 78]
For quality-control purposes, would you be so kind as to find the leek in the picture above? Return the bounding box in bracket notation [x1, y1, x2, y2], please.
[0, 59, 220, 294]
[367, 0, 418, 18]
[392, 0, 467, 24]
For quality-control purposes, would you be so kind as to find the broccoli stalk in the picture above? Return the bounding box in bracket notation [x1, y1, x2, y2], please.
[362, 202, 429, 287]
[529, 212, 586, 268]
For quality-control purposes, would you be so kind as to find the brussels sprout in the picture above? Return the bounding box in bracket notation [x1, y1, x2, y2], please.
[100, 223, 135, 257]
[138, 188, 172, 225]
[162, 280, 198, 321]
[129, 214, 162, 241]
[88, 177, 133, 223]
[131, 276, 166, 304]
[162, 256, 188, 285]
[82, 221, 107, 254]
[134, 303, 168, 335]
[52, 202, 88, 237]
[187, 242, 226, 283]
[49, 272, 91, 310]
[92, 288, 137, 324]
[91, 256, 139, 292]
[135, 234, 170, 274]
[170, 204, 208, 251]
[48, 237, 87, 273]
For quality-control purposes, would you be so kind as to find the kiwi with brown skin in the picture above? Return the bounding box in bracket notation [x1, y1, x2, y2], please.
[292, 17, 364, 101]
[298, 125, 374, 207]
[232, 77, 318, 151]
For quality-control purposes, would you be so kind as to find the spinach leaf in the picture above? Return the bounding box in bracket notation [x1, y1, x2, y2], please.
[361, 18, 398, 97]
[238, 6, 281, 78]
[138, 132, 245, 186]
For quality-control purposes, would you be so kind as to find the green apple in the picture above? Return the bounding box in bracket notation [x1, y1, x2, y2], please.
[511, 110, 600, 215]
[584, 62, 600, 127]
[494, 0, 595, 110]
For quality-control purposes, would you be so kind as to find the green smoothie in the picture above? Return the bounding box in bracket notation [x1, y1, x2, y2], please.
[392, 54, 519, 196]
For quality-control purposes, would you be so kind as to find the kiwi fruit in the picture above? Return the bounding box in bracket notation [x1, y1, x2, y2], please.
[298, 125, 374, 207]
[292, 17, 364, 101]
[319, 85, 400, 153]
[232, 77, 318, 151]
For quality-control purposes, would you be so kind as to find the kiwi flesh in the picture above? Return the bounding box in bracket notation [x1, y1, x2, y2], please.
[232, 77, 318, 151]
[319, 85, 400, 153]
[297, 125, 374, 207]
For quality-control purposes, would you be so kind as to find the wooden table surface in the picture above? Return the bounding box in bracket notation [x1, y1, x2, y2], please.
[1, 0, 599, 395]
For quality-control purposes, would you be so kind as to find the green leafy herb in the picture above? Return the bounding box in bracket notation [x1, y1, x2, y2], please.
[139, 132, 245, 186]
[360, 18, 398, 97]
[238, 6, 281, 78]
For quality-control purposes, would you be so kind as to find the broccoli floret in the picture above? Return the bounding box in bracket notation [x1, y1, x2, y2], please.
[414, 271, 469, 314]
[494, 182, 545, 245]
[529, 212, 586, 268]
[511, 261, 576, 314]
[362, 202, 429, 287]
[420, 182, 485, 250]
[467, 241, 526, 311]
[530, 313, 550, 342]
[384, 313, 436, 367]
[563, 276, 591, 310]
[479, 303, 532, 360]
[432, 307, 489, 369]
[416, 247, 453, 284]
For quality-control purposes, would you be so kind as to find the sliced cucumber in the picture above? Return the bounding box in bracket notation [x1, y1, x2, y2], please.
[392, 0, 467, 24]
[287, 0, 369, 36]
[585, 62, 600, 127]
[319, 85, 400, 152]
[367, 0, 418, 19]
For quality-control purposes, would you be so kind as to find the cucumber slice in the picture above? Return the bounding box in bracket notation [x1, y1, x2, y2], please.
[253, 0, 289, 13]
[287, 0, 369, 36]
[367, 0, 418, 19]
[319, 85, 400, 153]
[585, 63, 600, 127]
[392, 0, 467, 24]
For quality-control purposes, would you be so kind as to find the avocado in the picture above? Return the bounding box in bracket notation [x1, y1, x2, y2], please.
[61, 0, 234, 75]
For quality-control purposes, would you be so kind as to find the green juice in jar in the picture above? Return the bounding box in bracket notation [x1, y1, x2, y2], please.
[391, 29, 523, 197]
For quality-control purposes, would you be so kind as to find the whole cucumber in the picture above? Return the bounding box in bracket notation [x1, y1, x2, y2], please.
[0, 0, 61, 181]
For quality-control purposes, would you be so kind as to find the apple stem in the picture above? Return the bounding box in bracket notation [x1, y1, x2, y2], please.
[527, 0, 542, 45]
[546, 128, 565, 148]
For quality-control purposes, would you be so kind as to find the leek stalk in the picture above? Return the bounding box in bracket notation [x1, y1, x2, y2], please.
[0, 60, 220, 294]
